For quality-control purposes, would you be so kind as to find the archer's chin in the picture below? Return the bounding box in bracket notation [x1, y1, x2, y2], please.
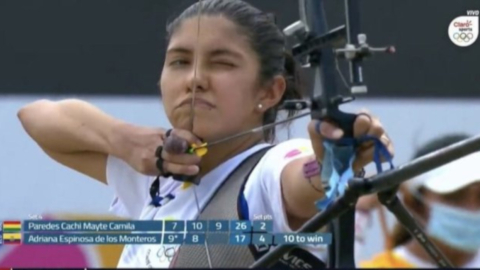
[191, 122, 221, 141]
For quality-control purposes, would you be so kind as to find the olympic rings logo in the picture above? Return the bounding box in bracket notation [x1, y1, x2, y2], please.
[145, 246, 178, 267]
[156, 246, 176, 263]
[452, 32, 474, 42]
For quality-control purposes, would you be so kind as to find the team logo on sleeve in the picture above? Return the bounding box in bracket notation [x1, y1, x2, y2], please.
[284, 146, 310, 158]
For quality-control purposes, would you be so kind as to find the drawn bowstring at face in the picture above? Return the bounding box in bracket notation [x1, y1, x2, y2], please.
[159, 0, 304, 152]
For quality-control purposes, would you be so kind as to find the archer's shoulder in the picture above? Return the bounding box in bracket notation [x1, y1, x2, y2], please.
[247, 138, 313, 187]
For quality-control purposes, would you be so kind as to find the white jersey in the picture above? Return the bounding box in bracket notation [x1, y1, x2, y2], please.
[106, 138, 328, 268]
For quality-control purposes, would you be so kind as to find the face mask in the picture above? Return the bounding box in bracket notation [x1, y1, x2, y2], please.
[426, 202, 480, 253]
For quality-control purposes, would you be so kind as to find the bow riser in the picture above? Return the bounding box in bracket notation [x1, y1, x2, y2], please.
[285, 0, 360, 139]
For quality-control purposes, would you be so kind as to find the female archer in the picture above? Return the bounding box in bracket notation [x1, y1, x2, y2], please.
[18, 0, 393, 268]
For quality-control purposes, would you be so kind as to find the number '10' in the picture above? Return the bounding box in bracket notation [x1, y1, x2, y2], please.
[283, 235, 295, 243]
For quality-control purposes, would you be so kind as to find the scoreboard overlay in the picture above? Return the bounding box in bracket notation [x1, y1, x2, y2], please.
[0, 220, 332, 246]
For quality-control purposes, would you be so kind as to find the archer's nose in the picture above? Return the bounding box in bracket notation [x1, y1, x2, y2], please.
[186, 64, 208, 93]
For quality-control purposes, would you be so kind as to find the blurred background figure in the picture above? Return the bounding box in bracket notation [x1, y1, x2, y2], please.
[357, 133, 480, 268]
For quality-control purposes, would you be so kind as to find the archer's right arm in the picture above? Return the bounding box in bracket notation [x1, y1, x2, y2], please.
[17, 99, 164, 184]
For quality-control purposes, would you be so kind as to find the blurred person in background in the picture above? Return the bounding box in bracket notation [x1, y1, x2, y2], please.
[357, 133, 480, 268]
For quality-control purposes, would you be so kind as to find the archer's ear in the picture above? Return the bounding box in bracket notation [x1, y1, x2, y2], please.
[257, 75, 286, 112]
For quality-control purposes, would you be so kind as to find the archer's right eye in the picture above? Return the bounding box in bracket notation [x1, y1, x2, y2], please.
[169, 60, 189, 67]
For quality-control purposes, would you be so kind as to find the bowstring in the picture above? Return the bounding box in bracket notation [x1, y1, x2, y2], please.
[188, 0, 214, 268]
[194, 183, 214, 267]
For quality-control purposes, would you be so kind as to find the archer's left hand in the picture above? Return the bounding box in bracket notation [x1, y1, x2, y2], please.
[307, 110, 394, 173]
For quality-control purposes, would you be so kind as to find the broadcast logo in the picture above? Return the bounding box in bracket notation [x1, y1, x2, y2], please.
[449, 10, 479, 47]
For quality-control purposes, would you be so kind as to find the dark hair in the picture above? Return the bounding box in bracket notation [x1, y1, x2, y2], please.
[165, 0, 303, 142]
[389, 132, 471, 248]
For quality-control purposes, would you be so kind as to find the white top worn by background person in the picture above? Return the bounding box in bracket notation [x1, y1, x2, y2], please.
[107, 138, 329, 268]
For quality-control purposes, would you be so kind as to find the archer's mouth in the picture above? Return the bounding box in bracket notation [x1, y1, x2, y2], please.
[178, 98, 215, 109]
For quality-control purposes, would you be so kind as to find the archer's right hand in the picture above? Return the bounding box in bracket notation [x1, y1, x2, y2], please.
[112, 123, 167, 176]
[155, 129, 204, 177]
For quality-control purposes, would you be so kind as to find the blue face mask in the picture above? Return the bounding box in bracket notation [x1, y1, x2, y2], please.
[427, 202, 480, 253]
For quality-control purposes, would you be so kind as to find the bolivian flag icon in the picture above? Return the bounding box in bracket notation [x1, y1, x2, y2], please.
[2, 221, 21, 244]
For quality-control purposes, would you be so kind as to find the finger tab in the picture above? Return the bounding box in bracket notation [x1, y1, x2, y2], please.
[156, 158, 166, 175]
[164, 135, 188, 154]
[155, 145, 163, 157]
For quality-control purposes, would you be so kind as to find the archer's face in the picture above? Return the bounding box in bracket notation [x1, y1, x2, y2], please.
[160, 15, 264, 142]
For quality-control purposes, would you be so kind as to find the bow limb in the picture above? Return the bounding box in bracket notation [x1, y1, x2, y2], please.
[298, 0, 358, 267]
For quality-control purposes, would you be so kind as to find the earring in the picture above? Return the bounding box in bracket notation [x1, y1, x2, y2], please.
[258, 104, 263, 109]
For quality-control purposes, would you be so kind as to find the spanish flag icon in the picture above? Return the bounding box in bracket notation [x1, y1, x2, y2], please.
[2, 221, 21, 245]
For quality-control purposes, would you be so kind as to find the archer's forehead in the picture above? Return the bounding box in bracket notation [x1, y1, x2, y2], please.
[166, 15, 253, 56]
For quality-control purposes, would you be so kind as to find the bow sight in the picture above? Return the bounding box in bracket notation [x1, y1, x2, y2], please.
[280, 0, 395, 121]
